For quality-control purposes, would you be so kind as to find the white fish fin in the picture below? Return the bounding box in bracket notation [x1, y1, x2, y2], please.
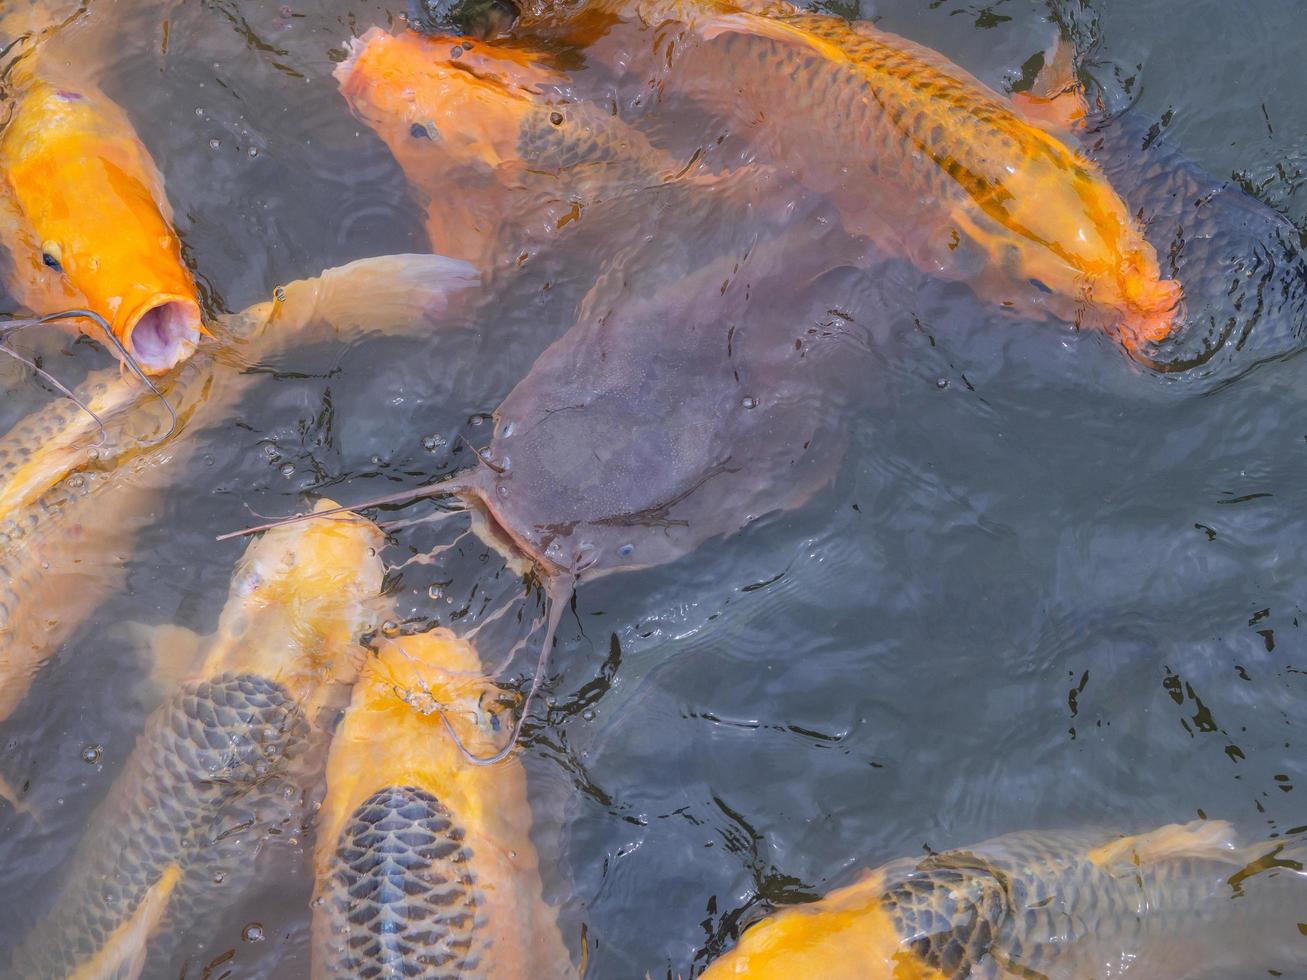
[332, 26, 388, 88]
[219, 253, 479, 354]
[695, 11, 851, 64]
[1088, 820, 1242, 869]
[67, 863, 182, 980]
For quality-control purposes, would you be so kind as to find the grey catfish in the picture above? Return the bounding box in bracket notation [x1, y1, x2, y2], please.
[228, 169, 872, 761]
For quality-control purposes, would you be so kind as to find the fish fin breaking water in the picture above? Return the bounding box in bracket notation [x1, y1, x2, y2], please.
[1086, 818, 1241, 868]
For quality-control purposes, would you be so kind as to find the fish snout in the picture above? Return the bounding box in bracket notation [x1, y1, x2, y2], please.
[1116, 254, 1183, 351]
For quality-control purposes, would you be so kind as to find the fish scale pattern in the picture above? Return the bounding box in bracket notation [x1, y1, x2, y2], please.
[318, 785, 482, 978]
[702, 14, 1050, 211]
[878, 833, 1163, 978]
[10, 672, 309, 978]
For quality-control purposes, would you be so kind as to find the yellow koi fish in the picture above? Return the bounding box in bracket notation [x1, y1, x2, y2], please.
[0, 7, 202, 372]
[702, 819, 1307, 978]
[11, 500, 385, 979]
[517, 0, 1182, 352]
[0, 252, 476, 723]
[336, 27, 683, 270]
[312, 628, 576, 978]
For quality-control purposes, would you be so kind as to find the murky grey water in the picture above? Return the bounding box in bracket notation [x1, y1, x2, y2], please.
[3, 0, 1307, 976]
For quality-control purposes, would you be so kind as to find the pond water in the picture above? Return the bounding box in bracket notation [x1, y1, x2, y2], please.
[2, 0, 1307, 976]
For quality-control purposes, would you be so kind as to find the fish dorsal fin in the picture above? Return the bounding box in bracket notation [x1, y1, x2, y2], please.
[695, 10, 850, 65]
[1010, 36, 1089, 133]
[1088, 820, 1241, 869]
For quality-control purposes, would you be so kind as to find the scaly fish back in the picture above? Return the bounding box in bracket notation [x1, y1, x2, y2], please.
[315, 785, 481, 978]
[10, 673, 311, 978]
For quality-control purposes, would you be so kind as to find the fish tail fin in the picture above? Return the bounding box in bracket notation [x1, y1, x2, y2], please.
[1089, 819, 1243, 869]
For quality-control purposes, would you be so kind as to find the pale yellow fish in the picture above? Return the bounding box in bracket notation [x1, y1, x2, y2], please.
[312, 628, 576, 979]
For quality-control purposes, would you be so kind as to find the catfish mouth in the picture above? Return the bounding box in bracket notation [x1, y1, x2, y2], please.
[124, 298, 202, 373]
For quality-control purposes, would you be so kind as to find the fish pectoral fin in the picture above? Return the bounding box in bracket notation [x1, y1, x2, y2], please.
[695, 11, 850, 64]
[122, 622, 206, 695]
[1088, 820, 1241, 869]
[67, 863, 182, 980]
[1010, 36, 1089, 133]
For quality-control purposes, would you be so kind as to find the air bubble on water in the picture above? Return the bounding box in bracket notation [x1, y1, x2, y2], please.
[248, 147, 259, 158]
[497, 485, 509, 498]
[279, 463, 295, 477]
[936, 377, 949, 389]
[422, 434, 448, 452]
[428, 585, 443, 600]
[242, 923, 265, 943]
[87, 448, 100, 461]
[582, 708, 596, 722]
[468, 413, 490, 427]
[212, 870, 226, 885]
[194, 107, 204, 117]
[81, 744, 102, 764]
[741, 396, 758, 410]
[262, 444, 280, 461]
[209, 138, 221, 150]
[381, 620, 400, 638]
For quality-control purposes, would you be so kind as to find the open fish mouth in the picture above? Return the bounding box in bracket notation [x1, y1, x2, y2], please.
[124, 298, 202, 373]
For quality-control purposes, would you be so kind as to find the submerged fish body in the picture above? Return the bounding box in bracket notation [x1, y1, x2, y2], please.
[336, 27, 683, 270]
[312, 628, 575, 979]
[456, 183, 862, 580]
[0, 4, 203, 374]
[702, 820, 1307, 979]
[513, 0, 1181, 353]
[10, 501, 386, 979]
[0, 253, 477, 723]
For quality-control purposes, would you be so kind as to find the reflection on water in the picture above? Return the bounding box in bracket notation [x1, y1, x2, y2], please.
[1, 0, 1307, 976]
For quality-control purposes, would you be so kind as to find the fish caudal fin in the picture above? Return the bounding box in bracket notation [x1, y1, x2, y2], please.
[66, 863, 182, 980]
[1088, 819, 1242, 869]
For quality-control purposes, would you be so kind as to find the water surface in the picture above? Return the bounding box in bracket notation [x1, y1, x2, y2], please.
[3, 0, 1307, 976]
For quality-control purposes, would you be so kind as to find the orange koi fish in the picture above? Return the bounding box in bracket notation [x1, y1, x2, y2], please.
[336, 27, 682, 270]
[0, 10, 202, 373]
[312, 628, 575, 978]
[517, 0, 1182, 352]
[702, 819, 1307, 978]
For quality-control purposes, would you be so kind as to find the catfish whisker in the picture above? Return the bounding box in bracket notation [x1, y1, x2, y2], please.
[0, 340, 107, 446]
[377, 507, 467, 536]
[215, 480, 469, 541]
[465, 595, 532, 646]
[439, 580, 568, 766]
[38, 309, 179, 443]
[393, 528, 472, 570]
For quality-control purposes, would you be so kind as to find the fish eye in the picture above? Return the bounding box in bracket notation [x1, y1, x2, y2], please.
[40, 242, 63, 273]
[617, 543, 635, 558]
[409, 122, 437, 141]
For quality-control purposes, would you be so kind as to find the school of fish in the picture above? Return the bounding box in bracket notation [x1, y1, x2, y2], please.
[0, 0, 1304, 976]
